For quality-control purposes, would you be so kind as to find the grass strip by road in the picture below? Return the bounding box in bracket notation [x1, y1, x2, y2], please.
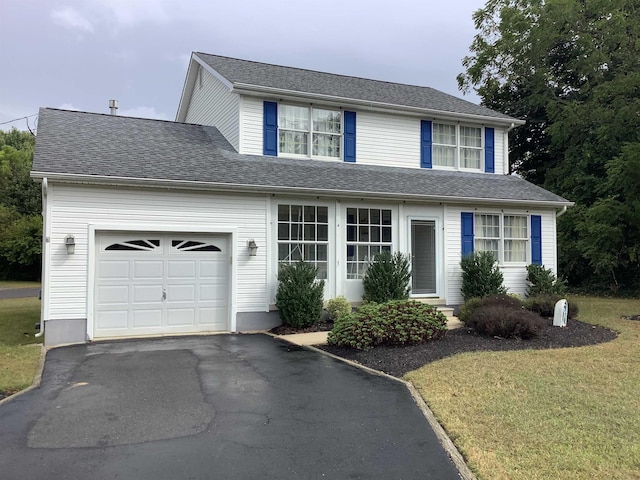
[406, 296, 640, 480]
[0, 297, 42, 396]
[0, 281, 41, 289]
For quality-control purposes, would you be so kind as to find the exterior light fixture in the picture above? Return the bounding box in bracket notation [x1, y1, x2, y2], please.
[247, 239, 258, 257]
[65, 235, 76, 255]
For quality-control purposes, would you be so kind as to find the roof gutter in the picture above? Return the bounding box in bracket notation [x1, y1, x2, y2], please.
[231, 83, 526, 126]
[30, 171, 574, 208]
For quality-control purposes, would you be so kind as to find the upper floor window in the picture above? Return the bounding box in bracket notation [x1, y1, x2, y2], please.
[279, 105, 342, 159]
[433, 123, 482, 169]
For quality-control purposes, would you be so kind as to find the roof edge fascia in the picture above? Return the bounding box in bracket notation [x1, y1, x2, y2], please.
[232, 83, 526, 126]
[30, 171, 573, 208]
[176, 53, 198, 122]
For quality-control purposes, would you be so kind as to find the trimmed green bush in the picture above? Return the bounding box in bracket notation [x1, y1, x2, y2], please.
[362, 251, 411, 303]
[460, 251, 506, 301]
[276, 261, 325, 329]
[327, 300, 447, 350]
[326, 296, 351, 322]
[458, 294, 523, 325]
[526, 264, 567, 297]
[523, 294, 579, 319]
[469, 305, 546, 339]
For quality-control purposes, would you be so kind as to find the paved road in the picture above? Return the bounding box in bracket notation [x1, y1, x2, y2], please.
[0, 287, 40, 299]
[0, 335, 461, 479]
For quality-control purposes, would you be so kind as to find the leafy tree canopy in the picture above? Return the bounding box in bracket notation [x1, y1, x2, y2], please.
[460, 0, 640, 291]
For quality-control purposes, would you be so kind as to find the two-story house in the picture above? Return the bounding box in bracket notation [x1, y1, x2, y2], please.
[32, 52, 572, 346]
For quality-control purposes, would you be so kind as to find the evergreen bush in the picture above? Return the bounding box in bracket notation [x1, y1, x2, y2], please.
[460, 251, 507, 301]
[526, 264, 567, 297]
[327, 300, 447, 350]
[523, 294, 579, 319]
[275, 261, 325, 329]
[326, 296, 352, 322]
[469, 305, 546, 339]
[362, 251, 411, 303]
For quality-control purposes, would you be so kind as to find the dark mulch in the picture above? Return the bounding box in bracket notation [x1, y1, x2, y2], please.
[317, 319, 618, 378]
[270, 319, 334, 335]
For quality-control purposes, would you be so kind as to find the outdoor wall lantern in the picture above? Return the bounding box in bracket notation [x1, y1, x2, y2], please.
[65, 235, 76, 255]
[247, 239, 258, 257]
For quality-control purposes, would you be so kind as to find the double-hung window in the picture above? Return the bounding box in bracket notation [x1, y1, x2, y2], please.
[433, 123, 482, 170]
[279, 105, 342, 159]
[346, 208, 392, 279]
[277, 204, 329, 279]
[474, 213, 528, 264]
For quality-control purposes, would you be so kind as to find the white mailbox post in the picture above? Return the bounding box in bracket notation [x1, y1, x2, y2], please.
[553, 299, 568, 327]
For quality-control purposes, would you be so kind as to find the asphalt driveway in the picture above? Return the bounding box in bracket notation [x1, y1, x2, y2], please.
[0, 334, 461, 479]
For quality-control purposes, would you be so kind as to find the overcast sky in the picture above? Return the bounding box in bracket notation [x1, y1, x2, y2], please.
[1, 0, 486, 132]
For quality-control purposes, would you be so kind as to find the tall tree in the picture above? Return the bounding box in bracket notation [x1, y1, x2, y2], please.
[0, 128, 41, 280]
[459, 0, 640, 291]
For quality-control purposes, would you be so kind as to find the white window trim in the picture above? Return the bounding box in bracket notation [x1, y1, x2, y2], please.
[278, 103, 343, 161]
[433, 122, 484, 172]
[474, 212, 530, 265]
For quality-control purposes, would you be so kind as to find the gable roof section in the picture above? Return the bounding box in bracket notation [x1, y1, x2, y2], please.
[184, 52, 521, 124]
[32, 108, 570, 207]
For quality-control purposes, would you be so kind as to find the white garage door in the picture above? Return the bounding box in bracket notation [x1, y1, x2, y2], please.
[94, 233, 229, 339]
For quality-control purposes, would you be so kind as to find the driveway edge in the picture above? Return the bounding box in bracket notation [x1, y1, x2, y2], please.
[0, 345, 47, 406]
[267, 333, 477, 480]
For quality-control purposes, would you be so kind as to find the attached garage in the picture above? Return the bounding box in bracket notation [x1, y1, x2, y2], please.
[93, 232, 230, 339]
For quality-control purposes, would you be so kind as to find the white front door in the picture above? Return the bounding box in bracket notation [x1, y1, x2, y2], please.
[94, 233, 229, 338]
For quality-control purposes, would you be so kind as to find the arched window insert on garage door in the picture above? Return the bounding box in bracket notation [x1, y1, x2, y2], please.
[105, 239, 160, 251]
[171, 240, 221, 252]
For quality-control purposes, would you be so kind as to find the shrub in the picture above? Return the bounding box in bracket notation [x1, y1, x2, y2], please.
[526, 264, 567, 297]
[275, 261, 325, 329]
[327, 300, 447, 350]
[469, 305, 546, 339]
[362, 251, 411, 303]
[326, 296, 351, 322]
[458, 294, 523, 325]
[460, 251, 506, 301]
[523, 294, 579, 319]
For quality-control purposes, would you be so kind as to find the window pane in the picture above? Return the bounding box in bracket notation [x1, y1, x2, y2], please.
[346, 208, 357, 224]
[505, 216, 528, 239]
[433, 123, 456, 145]
[304, 244, 316, 261]
[505, 240, 527, 262]
[304, 206, 315, 222]
[278, 243, 288, 261]
[316, 262, 328, 280]
[291, 223, 302, 240]
[278, 205, 289, 222]
[317, 207, 328, 223]
[312, 109, 341, 133]
[279, 131, 308, 155]
[382, 226, 392, 242]
[460, 148, 481, 169]
[460, 126, 481, 147]
[433, 145, 456, 167]
[370, 226, 380, 242]
[291, 244, 303, 261]
[290, 205, 302, 222]
[317, 244, 327, 261]
[359, 226, 369, 242]
[303, 224, 315, 241]
[475, 239, 499, 259]
[370, 209, 380, 224]
[279, 105, 309, 130]
[312, 134, 341, 158]
[317, 224, 328, 242]
[347, 225, 356, 242]
[359, 208, 369, 224]
[358, 245, 368, 262]
[278, 223, 289, 241]
[382, 210, 392, 225]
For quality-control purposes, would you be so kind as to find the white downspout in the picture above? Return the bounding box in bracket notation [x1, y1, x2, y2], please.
[556, 205, 568, 218]
[35, 178, 47, 338]
[505, 122, 516, 175]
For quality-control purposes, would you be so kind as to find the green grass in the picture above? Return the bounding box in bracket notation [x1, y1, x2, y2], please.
[0, 297, 42, 395]
[0, 281, 41, 289]
[406, 296, 640, 480]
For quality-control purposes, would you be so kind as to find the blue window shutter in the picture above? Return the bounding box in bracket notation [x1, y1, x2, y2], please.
[531, 215, 542, 265]
[461, 212, 474, 256]
[485, 127, 495, 173]
[263, 101, 278, 156]
[344, 111, 356, 162]
[421, 120, 432, 168]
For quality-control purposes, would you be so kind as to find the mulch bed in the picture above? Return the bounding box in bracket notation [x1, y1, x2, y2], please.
[316, 319, 618, 378]
[270, 319, 334, 335]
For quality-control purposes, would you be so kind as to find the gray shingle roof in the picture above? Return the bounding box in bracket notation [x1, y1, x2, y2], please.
[32, 109, 570, 206]
[195, 52, 520, 122]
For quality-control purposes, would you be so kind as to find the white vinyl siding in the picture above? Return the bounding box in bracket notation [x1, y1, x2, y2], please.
[45, 184, 267, 322]
[184, 67, 240, 151]
[445, 206, 558, 304]
[356, 110, 420, 168]
[239, 96, 264, 155]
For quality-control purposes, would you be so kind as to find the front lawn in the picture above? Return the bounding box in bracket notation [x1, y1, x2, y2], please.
[406, 296, 640, 480]
[0, 297, 42, 398]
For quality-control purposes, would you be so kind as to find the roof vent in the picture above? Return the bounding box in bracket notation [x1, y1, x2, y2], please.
[109, 99, 119, 115]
